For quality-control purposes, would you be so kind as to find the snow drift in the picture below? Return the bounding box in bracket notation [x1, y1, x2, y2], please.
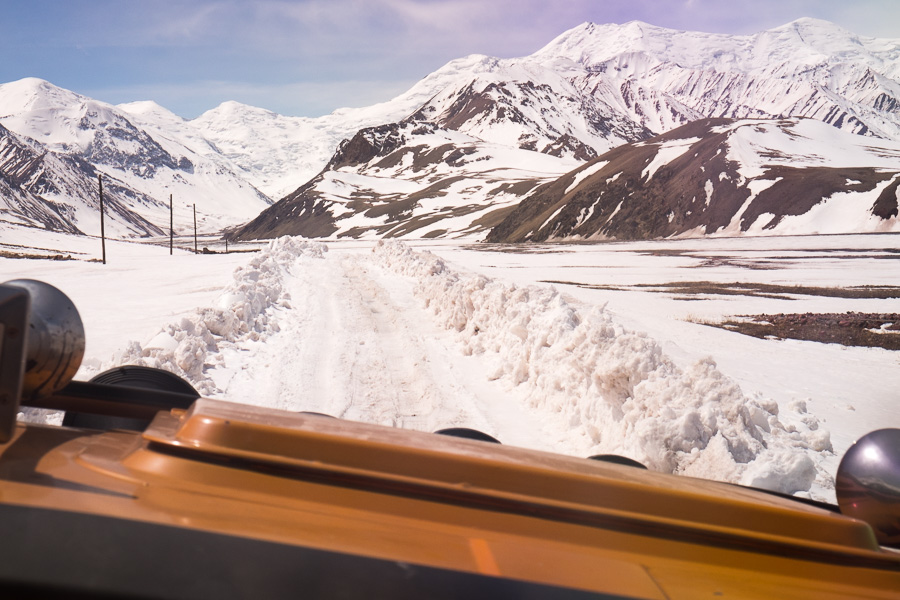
[374, 240, 833, 496]
[106, 237, 328, 395]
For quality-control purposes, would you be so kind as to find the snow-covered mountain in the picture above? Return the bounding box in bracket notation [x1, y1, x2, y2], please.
[189, 99, 427, 201]
[404, 55, 654, 159]
[0, 78, 271, 236]
[386, 17, 900, 153]
[191, 17, 900, 218]
[3, 18, 899, 241]
[530, 18, 900, 141]
[486, 117, 900, 242]
[229, 121, 579, 240]
[1, 121, 165, 237]
[233, 17, 900, 241]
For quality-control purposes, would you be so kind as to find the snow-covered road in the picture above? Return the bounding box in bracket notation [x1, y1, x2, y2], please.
[213, 247, 552, 449]
[9, 227, 897, 503]
[64, 237, 832, 501]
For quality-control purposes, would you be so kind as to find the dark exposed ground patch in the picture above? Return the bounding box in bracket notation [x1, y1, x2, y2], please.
[540, 280, 900, 301]
[363, 196, 419, 220]
[638, 247, 900, 267]
[626, 247, 900, 270]
[487, 179, 542, 197]
[0, 250, 81, 261]
[641, 282, 900, 300]
[707, 312, 900, 350]
[468, 205, 519, 230]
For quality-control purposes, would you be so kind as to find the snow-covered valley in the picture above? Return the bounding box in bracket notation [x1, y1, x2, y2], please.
[4, 227, 898, 503]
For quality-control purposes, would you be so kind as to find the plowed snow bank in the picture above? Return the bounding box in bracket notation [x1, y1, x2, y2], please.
[111, 237, 327, 395]
[374, 240, 834, 496]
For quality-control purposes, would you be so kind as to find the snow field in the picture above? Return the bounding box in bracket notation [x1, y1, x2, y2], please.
[20, 233, 840, 499]
[374, 240, 832, 496]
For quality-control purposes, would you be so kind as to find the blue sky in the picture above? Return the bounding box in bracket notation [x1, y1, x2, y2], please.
[1, 0, 897, 119]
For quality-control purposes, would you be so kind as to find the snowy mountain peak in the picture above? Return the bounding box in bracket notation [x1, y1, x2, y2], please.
[0, 77, 81, 107]
[117, 100, 185, 124]
[0, 78, 273, 236]
[531, 20, 720, 69]
[531, 18, 897, 76]
[775, 17, 858, 39]
[196, 100, 281, 122]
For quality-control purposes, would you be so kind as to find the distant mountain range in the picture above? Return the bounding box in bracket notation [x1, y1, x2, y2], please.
[2, 18, 899, 241]
[0, 120, 163, 237]
[0, 79, 273, 237]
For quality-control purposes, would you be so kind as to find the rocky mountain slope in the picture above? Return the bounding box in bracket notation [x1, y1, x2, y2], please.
[0, 78, 272, 237]
[486, 117, 900, 242]
[1, 122, 164, 237]
[229, 121, 578, 240]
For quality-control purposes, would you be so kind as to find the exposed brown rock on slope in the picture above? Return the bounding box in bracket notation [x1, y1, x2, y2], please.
[486, 118, 900, 243]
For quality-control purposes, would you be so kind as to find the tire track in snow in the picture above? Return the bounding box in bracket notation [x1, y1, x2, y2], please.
[219, 249, 552, 442]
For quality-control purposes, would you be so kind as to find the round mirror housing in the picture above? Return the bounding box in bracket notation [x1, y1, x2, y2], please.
[5, 279, 85, 402]
[836, 428, 900, 547]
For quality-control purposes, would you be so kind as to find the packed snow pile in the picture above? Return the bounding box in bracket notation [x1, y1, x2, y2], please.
[374, 240, 834, 496]
[103, 237, 327, 395]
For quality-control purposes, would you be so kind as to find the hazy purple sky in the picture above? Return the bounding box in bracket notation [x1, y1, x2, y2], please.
[2, 0, 897, 118]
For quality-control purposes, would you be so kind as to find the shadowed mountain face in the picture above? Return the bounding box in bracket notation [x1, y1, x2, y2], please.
[228, 121, 569, 241]
[0, 122, 165, 237]
[486, 118, 900, 242]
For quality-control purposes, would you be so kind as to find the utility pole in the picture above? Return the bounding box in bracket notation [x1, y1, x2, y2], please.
[169, 193, 173, 255]
[98, 174, 106, 265]
[193, 203, 198, 254]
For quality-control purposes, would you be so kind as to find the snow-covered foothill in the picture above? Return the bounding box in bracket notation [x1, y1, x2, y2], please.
[373, 240, 832, 496]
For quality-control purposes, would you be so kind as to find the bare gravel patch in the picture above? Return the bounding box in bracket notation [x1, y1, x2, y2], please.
[709, 312, 900, 350]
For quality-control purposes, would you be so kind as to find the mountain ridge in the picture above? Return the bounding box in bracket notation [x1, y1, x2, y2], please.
[3, 19, 900, 241]
[0, 77, 272, 237]
[227, 17, 900, 241]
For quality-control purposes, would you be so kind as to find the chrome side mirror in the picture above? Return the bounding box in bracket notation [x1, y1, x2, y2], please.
[836, 428, 900, 547]
[0, 280, 85, 441]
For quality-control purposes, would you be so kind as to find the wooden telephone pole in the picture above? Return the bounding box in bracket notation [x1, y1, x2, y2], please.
[98, 174, 106, 265]
[169, 194, 174, 255]
[193, 204, 198, 254]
